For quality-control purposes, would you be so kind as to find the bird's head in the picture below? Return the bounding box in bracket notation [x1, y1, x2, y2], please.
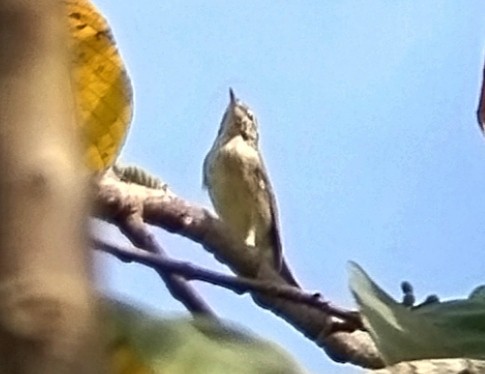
[216, 88, 259, 145]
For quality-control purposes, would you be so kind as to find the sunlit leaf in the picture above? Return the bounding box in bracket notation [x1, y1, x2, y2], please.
[66, 0, 133, 171]
[348, 262, 485, 365]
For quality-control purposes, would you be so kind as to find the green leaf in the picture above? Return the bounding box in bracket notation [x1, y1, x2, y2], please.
[348, 261, 485, 365]
[103, 297, 309, 374]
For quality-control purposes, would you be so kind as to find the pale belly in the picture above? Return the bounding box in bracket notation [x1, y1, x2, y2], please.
[206, 138, 272, 247]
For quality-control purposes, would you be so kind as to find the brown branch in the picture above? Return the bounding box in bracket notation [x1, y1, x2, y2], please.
[369, 358, 485, 374]
[117, 212, 215, 316]
[94, 172, 385, 369]
[95, 171, 215, 317]
[93, 238, 362, 325]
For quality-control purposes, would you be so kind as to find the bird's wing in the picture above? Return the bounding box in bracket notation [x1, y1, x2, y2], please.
[255, 161, 300, 287]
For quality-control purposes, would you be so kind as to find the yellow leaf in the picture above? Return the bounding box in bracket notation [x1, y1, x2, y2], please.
[65, 0, 133, 171]
[110, 339, 153, 374]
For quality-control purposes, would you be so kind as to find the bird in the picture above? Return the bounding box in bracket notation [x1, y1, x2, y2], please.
[203, 89, 299, 287]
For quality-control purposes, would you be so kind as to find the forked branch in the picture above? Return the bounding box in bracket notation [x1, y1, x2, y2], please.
[94, 171, 384, 369]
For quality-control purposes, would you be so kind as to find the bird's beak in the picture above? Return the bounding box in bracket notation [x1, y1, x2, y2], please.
[229, 88, 236, 105]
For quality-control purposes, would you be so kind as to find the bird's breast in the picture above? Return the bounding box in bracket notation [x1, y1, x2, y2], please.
[206, 136, 270, 241]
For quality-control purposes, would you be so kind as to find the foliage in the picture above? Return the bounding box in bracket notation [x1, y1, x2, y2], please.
[104, 297, 308, 374]
[66, 0, 133, 171]
[349, 261, 485, 366]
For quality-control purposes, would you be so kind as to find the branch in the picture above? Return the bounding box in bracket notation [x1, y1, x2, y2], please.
[93, 238, 361, 325]
[94, 171, 384, 369]
[95, 170, 215, 317]
[369, 358, 485, 374]
[116, 209, 215, 316]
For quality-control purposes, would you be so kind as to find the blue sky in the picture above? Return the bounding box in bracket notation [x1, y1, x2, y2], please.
[93, 2, 485, 373]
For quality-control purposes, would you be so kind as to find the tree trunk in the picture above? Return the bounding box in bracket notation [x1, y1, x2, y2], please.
[0, 1, 102, 372]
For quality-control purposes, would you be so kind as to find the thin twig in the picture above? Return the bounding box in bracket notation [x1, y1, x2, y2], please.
[93, 237, 362, 326]
[97, 169, 215, 317]
[119, 215, 216, 317]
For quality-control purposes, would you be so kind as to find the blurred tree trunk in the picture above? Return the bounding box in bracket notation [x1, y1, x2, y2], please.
[0, 1, 103, 373]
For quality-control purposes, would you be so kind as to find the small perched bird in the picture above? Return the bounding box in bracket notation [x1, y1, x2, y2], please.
[203, 89, 299, 287]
